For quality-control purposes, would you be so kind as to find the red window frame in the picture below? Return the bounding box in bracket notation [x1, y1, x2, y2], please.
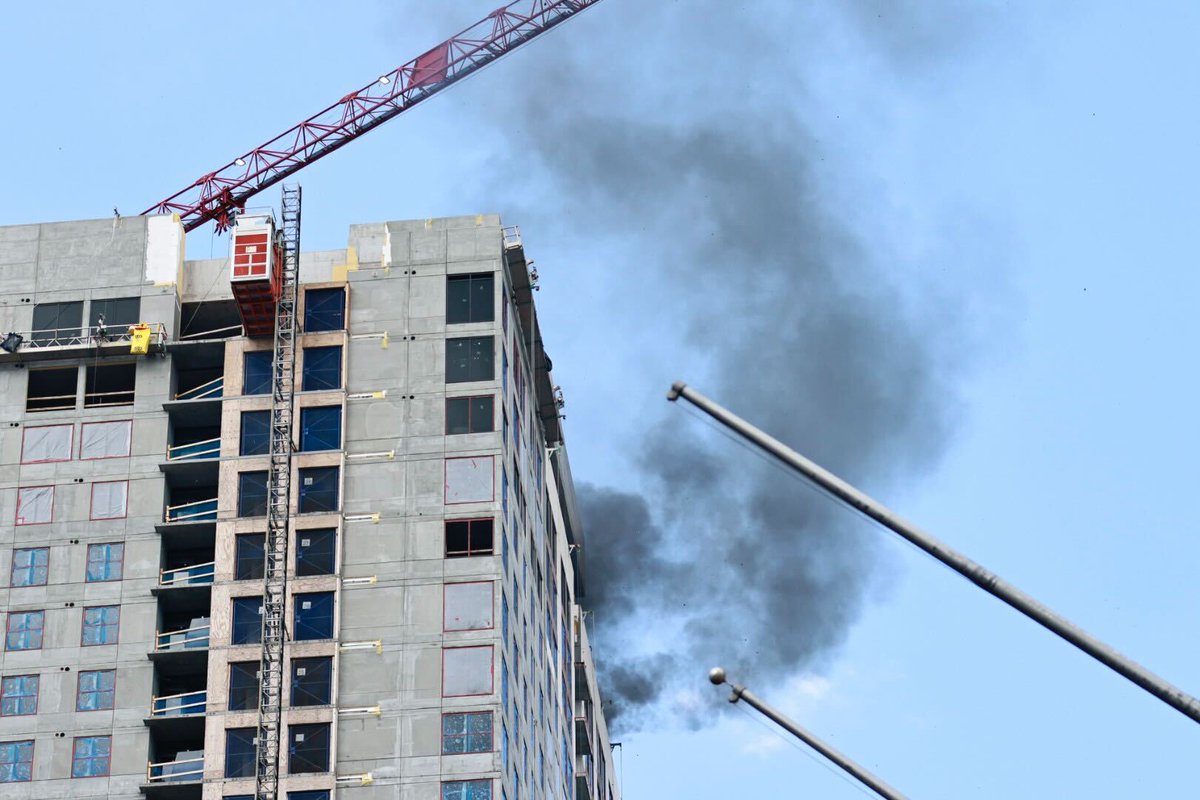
[80, 605, 120, 647]
[443, 581, 495, 632]
[441, 644, 495, 698]
[5, 610, 45, 651]
[84, 542, 125, 583]
[9, 547, 49, 588]
[444, 455, 495, 505]
[76, 669, 116, 712]
[15, 485, 54, 526]
[70, 734, 112, 778]
[445, 394, 495, 435]
[89, 480, 128, 521]
[444, 518, 495, 558]
[440, 710, 495, 755]
[20, 423, 73, 464]
[78, 419, 132, 460]
[0, 675, 39, 716]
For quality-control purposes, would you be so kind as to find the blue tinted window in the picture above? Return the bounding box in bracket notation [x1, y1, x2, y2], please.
[300, 406, 341, 451]
[77, 670, 115, 711]
[72, 735, 111, 777]
[240, 410, 271, 456]
[235, 533, 265, 581]
[298, 467, 339, 513]
[302, 346, 342, 391]
[81, 606, 119, 646]
[231, 597, 263, 645]
[442, 711, 493, 754]
[296, 529, 336, 576]
[289, 793, 332, 800]
[304, 288, 345, 332]
[0, 676, 37, 716]
[5, 612, 43, 651]
[85, 543, 123, 582]
[291, 656, 332, 706]
[238, 471, 269, 517]
[0, 740, 34, 782]
[443, 780, 492, 800]
[293, 592, 334, 641]
[225, 729, 256, 778]
[288, 723, 330, 773]
[11, 548, 48, 587]
[243, 351, 272, 395]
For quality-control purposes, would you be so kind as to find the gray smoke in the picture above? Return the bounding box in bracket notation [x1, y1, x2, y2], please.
[461, 0, 1003, 730]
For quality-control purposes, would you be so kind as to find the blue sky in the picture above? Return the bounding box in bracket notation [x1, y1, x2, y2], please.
[3, 1, 1199, 797]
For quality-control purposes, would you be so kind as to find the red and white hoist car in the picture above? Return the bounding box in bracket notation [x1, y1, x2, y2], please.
[229, 214, 284, 336]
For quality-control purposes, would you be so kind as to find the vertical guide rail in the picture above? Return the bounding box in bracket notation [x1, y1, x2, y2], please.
[255, 185, 302, 800]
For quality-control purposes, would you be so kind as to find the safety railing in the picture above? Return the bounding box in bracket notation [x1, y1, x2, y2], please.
[146, 755, 204, 783]
[166, 437, 220, 461]
[150, 690, 207, 717]
[159, 561, 215, 587]
[5, 322, 168, 351]
[83, 388, 135, 408]
[502, 224, 522, 250]
[26, 392, 76, 412]
[165, 498, 218, 523]
[153, 623, 211, 652]
[174, 375, 224, 401]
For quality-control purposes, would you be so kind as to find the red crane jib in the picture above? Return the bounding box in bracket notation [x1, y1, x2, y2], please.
[141, 0, 604, 233]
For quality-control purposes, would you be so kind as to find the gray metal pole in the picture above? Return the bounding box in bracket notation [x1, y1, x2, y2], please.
[671, 381, 1200, 726]
[709, 668, 909, 800]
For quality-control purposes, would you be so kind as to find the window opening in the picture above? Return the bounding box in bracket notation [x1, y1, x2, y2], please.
[85, 543, 124, 582]
[303, 287, 346, 332]
[288, 722, 331, 774]
[76, 670, 115, 711]
[447, 273, 495, 324]
[238, 471, 269, 517]
[31, 301, 82, 344]
[295, 529, 336, 576]
[298, 467, 339, 513]
[243, 351, 272, 395]
[442, 779, 492, 800]
[302, 346, 342, 391]
[0, 740, 34, 782]
[90, 480, 128, 520]
[240, 410, 271, 456]
[447, 395, 494, 434]
[299, 406, 341, 451]
[89, 297, 140, 330]
[0, 676, 38, 716]
[291, 657, 332, 706]
[21, 424, 72, 463]
[72, 735, 111, 778]
[5, 611, 44, 651]
[444, 582, 494, 631]
[442, 711, 493, 754]
[235, 533, 266, 580]
[84, 362, 135, 407]
[225, 728, 257, 778]
[82, 605, 119, 646]
[27, 367, 77, 412]
[293, 592, 334, 640]
[231, 597, 264, 645]
[80, 420, 131, 459]
[443, 645, 493, 697]
[446, 336, 494, 383]
[10, 548, 49, 587]
[445, 519, 494, 557]
[228, 662, 260, 711]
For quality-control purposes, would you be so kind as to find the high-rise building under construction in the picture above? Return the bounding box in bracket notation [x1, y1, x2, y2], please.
[0, 212, 619, 800]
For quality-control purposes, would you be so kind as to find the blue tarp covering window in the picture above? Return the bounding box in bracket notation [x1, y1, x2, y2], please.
[291, 657, 332, 706]
[76, 670, 114, 711]
[6, 612, 43, 651]
[300, 406, 341, 451]
[85, 543, 123, 582]
[10, 548, 48, 587]
[293, 592, 334, 641]
[0, 740, 33, 782]
[298, 467, 339, 513]
[443, 711, 493, 754]
[225, 728, 256, 778]
[82, 606, 119, 646]
[243, 351, 272, 395]
[231, 597, 263, 645]
[296, 529, 336, 576]
[443, 780, 492, 800]
[240, 410, 270, 456]
[304, 288, 345, 332]
[72, 735, 111, 777]
[302, 346, 342, 391]
[239, 471, 269, 517]
[0, 676, 38, 716]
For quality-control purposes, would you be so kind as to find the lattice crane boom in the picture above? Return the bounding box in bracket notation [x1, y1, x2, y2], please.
[142, 0, 604, 232]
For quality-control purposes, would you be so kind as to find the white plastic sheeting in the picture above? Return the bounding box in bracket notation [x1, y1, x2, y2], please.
[21, 425, 72, 463]
[443, 645, 493, 697]
[445, 456, 494, 504]
[444, 581, 494, 631]
[91, 481, 128, 520]
[80, 421, 132, 460]
[16, 486, 54, 524]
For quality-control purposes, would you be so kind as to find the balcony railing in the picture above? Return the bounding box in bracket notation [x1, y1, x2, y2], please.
[166, 437, 220, 461]
[174, 376, 223, 401]
[159, 561, 215, 588]
[154, 623, 211, 652]
[165, 498, 218, 523]
[150, 690, 207, 717]
[146, 754, 204, 783]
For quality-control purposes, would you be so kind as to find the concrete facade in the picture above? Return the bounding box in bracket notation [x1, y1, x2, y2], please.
[0, 214, 620, 800]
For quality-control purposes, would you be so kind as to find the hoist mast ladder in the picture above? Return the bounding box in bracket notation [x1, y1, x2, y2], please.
[254, 184, 301, 800]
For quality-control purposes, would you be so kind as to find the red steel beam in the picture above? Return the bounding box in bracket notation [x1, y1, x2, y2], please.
[143, 0, 603, 232]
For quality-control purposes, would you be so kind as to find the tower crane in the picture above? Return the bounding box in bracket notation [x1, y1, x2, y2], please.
[139, 3, 605, 800]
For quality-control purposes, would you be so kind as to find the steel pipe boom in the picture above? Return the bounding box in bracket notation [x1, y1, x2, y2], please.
[670, 381, 1200, 726]
[141, 0, 604, 232]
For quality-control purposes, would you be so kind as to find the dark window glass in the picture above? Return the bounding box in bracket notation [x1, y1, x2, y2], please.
[288, 792, 331, 800]
[442, 780, 492, 800]
[225, 728, 257, 778]
[235, 533, 266, 581]
[298, 467, 339, 513]
[90, 297, 140, 329]
[238, 471, 269, 517]
[296, 529, 336, 576]
[31, 301, 83, 344]
[293, 592, 334, 641]
[442, 711, 493, 754]
[11, 547, 49, 587]
[76, 670, 115, 711]
[288, 723, 330, 774]
[447, 396, 494, 434]
[228, 662, 259, 711]
[445, 519, 494, 557]
[446, 336, 494, 383]
[231, 597, 263, 645]
[84, 363, 135, 407]
[72, 735, 111, 778]
[27, 367, 78, 412]
[291, 657, 333, 706]
[302, 346, 342, 391]
[300, 407, 341, 451]
[0, 676, 38, 716]
[447, 273, 495, 324]
[243, 351, 272, 395]
[304, 288, 345, 332]
[240, 410, 271, 456]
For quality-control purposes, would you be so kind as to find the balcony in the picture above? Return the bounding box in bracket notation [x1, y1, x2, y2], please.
[143, 751, 204, 799]
[154, 622, 210, 652]
[151, 689, 206, 718]
[147, 690, 207, 737]
[165, 498, 217, 524]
